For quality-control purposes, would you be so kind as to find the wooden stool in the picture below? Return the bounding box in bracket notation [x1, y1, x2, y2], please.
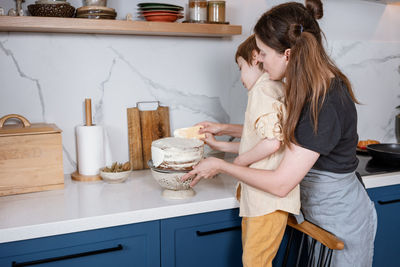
[282, 215, 344, 267]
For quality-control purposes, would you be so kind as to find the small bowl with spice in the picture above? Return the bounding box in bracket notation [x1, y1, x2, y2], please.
[100, 161, 131, 183]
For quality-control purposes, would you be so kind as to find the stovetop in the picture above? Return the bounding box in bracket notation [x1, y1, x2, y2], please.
[356, 153, 400, 176]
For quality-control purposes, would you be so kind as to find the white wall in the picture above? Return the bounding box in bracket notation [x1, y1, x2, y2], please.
[0, 0, 399, 174]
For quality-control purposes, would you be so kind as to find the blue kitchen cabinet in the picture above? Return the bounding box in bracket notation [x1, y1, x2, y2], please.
[161, 208, 243, 267]
[367, 184, 400, 267]
[0, 220, 160, 267]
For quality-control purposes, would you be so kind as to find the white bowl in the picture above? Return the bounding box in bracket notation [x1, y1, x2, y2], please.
[150, 169, 195, 199]
[100, 170, 131, 183]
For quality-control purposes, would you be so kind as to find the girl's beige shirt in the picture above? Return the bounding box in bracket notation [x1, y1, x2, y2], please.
[237, 73, 300, 217]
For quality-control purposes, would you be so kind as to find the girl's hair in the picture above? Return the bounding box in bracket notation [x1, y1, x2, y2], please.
[235, 34, 263, 70]
[254, 0, 358, 145]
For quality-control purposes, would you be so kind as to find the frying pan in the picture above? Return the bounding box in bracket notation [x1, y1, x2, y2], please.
[366, 143, 400, 164]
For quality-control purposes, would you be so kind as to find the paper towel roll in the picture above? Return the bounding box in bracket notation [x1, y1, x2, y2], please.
[76, 125, 106, 175]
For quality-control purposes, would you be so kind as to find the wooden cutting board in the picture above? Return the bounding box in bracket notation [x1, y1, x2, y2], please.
[127, 102, 170, 170]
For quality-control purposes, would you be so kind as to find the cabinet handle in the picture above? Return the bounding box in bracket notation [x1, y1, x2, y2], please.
[378, 199, 400, 205]
[11, 244, 123, 267]
[196, 225, 241, 236]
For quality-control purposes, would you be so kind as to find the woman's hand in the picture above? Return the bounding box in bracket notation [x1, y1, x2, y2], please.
[197, 121, 225, 136]
[181, 157, 224, 187]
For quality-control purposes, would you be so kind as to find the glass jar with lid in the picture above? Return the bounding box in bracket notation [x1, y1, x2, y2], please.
[189, 0, 207, 23]
[207, 1, 226, 23]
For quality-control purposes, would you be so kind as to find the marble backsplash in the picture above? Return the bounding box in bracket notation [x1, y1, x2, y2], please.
[0, 0, 399, 174]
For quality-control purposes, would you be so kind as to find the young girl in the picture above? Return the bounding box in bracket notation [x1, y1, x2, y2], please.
[202, 35, 299, 267]
[183, 1, 377, 266]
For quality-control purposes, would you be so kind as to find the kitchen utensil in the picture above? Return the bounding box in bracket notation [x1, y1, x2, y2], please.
[207, 1, 226, 24]
[35, 0, 66, 4]
[127, 101, 170, 170]
[189, 0, 207, 23]
[137, 3, 183, 10]
[71, 98, 104, 182]
[85, 98, 92, 126]
[137, 3, 183, 22]
[366, 143, 400, 164]
[140, 10, 180, 14]
[148, 160, 195, 199]
[76, 14, 116, 19]
[173, 125, 205, 139]
[100, 169, 131, 183]
[0, 114, 64, 196]
[148, 160, 189, 173]
[76, 6, 116, 19]
[83, 0, 107, 6]
[142, 13, 183, 22]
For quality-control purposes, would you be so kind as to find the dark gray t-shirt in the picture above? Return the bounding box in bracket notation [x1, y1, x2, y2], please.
[294, 78, 359, 173]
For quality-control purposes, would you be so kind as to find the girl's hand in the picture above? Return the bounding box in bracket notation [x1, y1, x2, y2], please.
[181, 157, 223, 187]
[201, 133, 219, 150]
[196, 121, 225, 136]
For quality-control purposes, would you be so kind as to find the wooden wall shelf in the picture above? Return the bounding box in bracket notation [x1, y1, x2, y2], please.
[0, 16, 242, 37]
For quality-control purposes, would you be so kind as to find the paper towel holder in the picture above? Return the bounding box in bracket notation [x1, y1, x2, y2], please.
[85, 98, 93, 126]
[71, 98, 103, 182]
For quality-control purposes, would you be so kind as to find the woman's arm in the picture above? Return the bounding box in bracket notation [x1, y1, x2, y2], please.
[183, 143, 319, 197]
[234, 138, 280, 166]
[197, 121, 243, 138]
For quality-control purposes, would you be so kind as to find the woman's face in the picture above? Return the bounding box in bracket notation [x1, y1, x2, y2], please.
[255, 36, 288, 81]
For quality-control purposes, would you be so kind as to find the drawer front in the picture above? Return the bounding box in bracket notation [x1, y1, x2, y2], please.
[0, 221, 160, 267]
[161, 208, 242, 267]
[367, 184, 400, 267]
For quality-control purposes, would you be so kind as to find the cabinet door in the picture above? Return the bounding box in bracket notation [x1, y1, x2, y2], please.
[367, 184, 400, 267]
[161, 208, 242, 267]
[0, 220, 160, 267]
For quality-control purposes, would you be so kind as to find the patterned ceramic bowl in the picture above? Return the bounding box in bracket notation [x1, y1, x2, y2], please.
[149, 164, 195, 199]
[28, 3, 75, 17]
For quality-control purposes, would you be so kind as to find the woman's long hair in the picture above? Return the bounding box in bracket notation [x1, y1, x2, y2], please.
[254, 0, 358, 145]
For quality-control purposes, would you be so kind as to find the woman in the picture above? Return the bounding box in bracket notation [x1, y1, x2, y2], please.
[182, 0, 377, 266]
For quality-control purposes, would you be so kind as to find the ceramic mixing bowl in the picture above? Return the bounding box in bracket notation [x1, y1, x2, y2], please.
[149, 168, 195, 199]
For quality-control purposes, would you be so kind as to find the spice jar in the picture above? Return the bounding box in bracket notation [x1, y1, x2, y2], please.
[207, 1, 226, 23]
[189, 0, 207, 23]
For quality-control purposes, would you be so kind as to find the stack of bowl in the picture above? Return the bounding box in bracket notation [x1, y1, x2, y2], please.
[76, 6, 116, 19]
[28, 0, 75, 17]
[137, 2, 184, 22]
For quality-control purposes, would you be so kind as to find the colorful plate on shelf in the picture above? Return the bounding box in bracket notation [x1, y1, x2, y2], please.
[138, 6, 183, 11]
[137, 2, 183, 9]
[141, 13, 183, 22]
[140, 9, 181, 14]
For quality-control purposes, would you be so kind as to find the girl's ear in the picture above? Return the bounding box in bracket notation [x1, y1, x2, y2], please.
[251, 50, 260, 66]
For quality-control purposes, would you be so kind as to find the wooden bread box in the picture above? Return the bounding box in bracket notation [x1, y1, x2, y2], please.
[0, 114, 64, 196]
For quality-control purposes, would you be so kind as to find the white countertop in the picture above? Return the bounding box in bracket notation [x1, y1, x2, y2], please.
[0, 168, 399, 244]
[0, 170, 239, 244]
